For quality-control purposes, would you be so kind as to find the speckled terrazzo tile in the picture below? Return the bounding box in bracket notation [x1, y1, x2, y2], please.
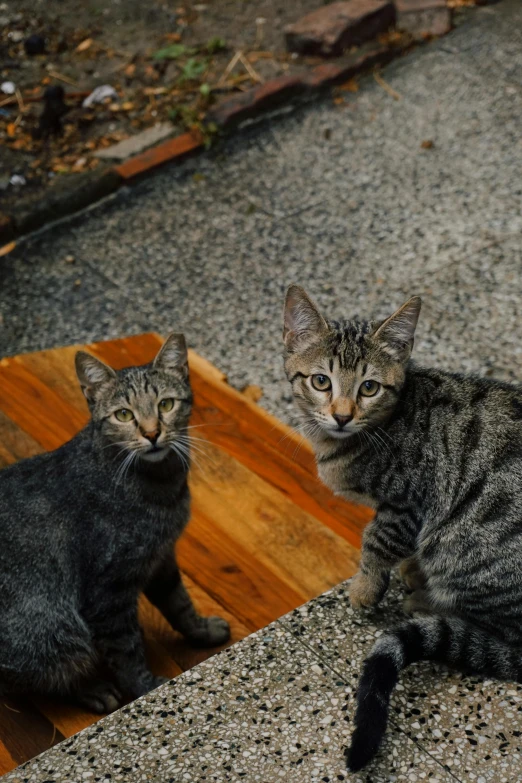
[283, 580, 522, 783]
[1, 622, 456, 783]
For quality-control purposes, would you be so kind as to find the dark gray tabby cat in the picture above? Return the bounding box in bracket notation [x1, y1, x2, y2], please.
[0, 334, 229, 712]
[283, 285, 522, 772]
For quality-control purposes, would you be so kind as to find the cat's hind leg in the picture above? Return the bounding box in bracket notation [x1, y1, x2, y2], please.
[399, 556, 427, 592]
[0, 600, 95, 696]
[403, 589, 436, 617]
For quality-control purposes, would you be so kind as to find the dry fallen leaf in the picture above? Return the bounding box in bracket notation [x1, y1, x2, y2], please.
[124, 64, 136, 77]
[143, 87, 168, 96]
[421, 139, 434, 149]
[333, 96, 345, 106]
[76, 38, 93, 53]
[6, 122, 16, 137]
[0, 241, 16, 257]
[339, 78, 359, 93]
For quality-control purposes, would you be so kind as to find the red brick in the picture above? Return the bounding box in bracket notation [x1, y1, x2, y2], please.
[394, 0, 451, 38]
[207, 76, 306, 129]
[115, 130, 203, 180]
[305, 43, 393, 88]
[285, 0, 395, 57]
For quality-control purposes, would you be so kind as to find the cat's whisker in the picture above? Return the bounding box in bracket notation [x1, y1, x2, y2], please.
[368, 428, 393, 458]
[176, 435, 216, 464]
[168, 443, 189, 473]
[175, 440, 214, 464]
[186, 423, 230, 430]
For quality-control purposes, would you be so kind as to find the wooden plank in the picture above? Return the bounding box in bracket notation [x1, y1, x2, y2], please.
[90, 332, 162, 370]
[0, 743, 16, 777]
[0, 410, 42, 468]
[189, 442, 360, 597]
[177, 509, 304, 631]
[0, 358, 86, 449]
[34, 700, 100, 741]
[0, 699, 65, 766]
[17, 345, 86, 412]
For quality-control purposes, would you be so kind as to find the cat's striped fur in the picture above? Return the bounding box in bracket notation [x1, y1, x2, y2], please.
[283, 285, 522, 772]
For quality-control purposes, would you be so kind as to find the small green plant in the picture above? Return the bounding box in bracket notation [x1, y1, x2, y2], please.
[206, 37, 226, 54]
[180, 57, 208, 81]
[152, 44, 196, 60]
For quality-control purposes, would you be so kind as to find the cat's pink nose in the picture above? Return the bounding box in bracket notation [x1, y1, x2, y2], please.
[333, 414, 352, 429]
[143, 430, 160, 445]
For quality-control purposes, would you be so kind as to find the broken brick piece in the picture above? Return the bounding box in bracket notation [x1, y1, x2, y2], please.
[206, 76, 306, 129]
[394, 0, 451, 38]
[285, 0, 396, 57]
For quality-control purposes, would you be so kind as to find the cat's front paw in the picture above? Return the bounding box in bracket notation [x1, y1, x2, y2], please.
[185, 616, 231, 648]
[75, 679, 124, 714]
[349, 571, 386, 609]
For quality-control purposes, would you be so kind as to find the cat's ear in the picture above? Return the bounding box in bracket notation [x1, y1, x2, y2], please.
[373, 296, 421, 360]
[75, 352, 117, 403]
[283, 285, 328, 350]
[153, 333, 188, 375]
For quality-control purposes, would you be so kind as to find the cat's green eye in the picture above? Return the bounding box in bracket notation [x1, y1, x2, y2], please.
[311, 374, 332, 392]
[115, 408, 134, 422]
[359, 380, 380, 398]
[159, 398, 174, 414]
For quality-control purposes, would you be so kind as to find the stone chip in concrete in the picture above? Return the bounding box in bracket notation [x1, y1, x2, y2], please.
[285, 0, 396, 57]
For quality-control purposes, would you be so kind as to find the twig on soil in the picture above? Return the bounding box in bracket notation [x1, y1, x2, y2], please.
[48, 71, 79, 87]
[15, 88, 25, 112]
[238, 52, 264, 83]
[218, 51, 242, 86]
[247, 51, 275, 61]
[374, 71, 401, 100]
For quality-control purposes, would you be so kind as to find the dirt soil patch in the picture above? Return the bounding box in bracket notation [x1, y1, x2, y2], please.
[0, 0, 333, 217]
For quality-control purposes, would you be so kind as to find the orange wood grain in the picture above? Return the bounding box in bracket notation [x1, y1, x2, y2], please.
[0, 358, 87, 449]
[0, 743, 16, 776]
[178, 509, 304, 631]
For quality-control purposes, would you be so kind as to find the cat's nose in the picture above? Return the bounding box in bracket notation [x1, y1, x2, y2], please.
[143, 430, 160, 445]
[333, 414, 352, 429]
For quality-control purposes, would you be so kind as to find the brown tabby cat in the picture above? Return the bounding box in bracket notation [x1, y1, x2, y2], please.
[283, 284, 522, 772]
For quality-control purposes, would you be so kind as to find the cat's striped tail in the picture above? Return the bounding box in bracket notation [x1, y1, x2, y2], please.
[346, 615, 522, 772]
